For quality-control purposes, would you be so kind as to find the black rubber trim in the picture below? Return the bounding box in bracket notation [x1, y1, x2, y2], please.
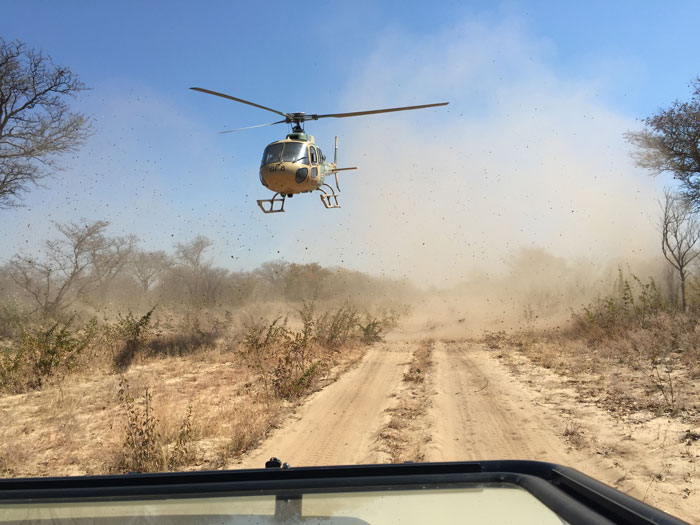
[0, 460, 687, 525]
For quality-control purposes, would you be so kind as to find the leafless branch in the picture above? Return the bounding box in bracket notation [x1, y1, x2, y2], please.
[0, 38, 90, 208]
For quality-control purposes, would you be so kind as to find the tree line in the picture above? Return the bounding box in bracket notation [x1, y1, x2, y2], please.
[0, 220, 413, 320]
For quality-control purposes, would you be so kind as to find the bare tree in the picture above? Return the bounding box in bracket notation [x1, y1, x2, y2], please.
[88, 232, 137, 301]
[660, 189, 700, 311]
[252, 260, 289, 300]
[0, 38, 90, 208]
[199, 266, 228, 305]
[174, 236, 211, 273]
[9, 220, 120, 317]
[283, 263, 330, 301]
[129, 250, 169, 294]
[626, 78, 700, 206]
[171, 236, 226, 305]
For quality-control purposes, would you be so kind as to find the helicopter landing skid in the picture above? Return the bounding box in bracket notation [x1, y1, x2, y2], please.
[319, 184, 340, 209]
[257, 193, 286, 213]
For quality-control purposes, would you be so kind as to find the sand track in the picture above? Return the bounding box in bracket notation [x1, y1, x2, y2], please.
[236, 341, 414, 468]
[239, 339, 586, 468]
[235, 338, 693, 522]
[426, 340, 579, 463]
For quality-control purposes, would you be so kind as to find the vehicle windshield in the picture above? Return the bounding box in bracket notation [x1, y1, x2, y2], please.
[1, 3, 698, 524]
[0, 485, 564, 524]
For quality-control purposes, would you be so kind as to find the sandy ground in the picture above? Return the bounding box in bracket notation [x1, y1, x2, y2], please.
[425, 340, 583, 463]
[233, 337, 697, 523]
[1, 329, 696, 522]
[235, 340, 416, 468]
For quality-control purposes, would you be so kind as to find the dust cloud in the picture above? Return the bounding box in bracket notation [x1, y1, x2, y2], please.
[308, 17, 667, 323]
[398, 248, 670, 336]
[327, 20, 662, 279]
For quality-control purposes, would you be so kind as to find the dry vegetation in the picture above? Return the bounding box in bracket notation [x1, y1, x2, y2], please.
[0, 224, 409, 476]
[0, 302, 402, 477]
[481, 270, 700, 421]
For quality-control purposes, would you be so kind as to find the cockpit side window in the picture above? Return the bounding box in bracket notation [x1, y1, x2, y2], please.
[310, 146, 318, 165]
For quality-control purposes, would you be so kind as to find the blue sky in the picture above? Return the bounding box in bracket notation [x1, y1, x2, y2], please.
[1, 1, 699, 285]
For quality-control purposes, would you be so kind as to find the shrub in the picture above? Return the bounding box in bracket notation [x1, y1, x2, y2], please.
[116, 377, 196, 473]
[168, 404, 195, 469]
[570, 270, 666, 338]
[241, 316, 288, 397]
[358, 313, 386, 344]
[273, 358, 320, 399]
[315, 304, 360, 349]
[0, 300, 25, 340]
[112, 308, 156, 371]
[117, 377, 161, 472]
[0, 319, 96, 392]
[242, 312, 318, 400]
[241, 302, 404, 400]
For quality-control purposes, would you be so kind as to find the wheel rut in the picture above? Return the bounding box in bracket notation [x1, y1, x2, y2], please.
[236, 342, 414, 468]
[426, 340, 578, 462]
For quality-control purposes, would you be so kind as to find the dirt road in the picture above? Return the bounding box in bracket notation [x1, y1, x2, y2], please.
[236, 337, 695, 522]
[238, 339, 588, 468]
[236, 341, 415, 468]
[426, 340, 580, 463]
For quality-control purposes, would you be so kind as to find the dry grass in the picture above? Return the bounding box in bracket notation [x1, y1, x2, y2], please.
[481, 310, 700, 423]
[0, 303, 387, 477]
[470, 274, 700, 521]
[0, 347, 287, 476]
[563, 421, 586, 449]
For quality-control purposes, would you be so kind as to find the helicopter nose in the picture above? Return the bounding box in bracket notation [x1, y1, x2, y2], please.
[260, 162, 302, 193]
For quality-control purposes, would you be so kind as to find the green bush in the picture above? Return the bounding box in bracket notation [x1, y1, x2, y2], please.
[358, 314, 384, 344]
[0, 319, 96, 392]
[112, 308, 156, 371]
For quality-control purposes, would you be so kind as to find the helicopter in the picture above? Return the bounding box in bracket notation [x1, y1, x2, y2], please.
[190, 87, 448, 213]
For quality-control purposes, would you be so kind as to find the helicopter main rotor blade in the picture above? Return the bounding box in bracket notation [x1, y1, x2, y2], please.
[190, 87, 289, 118]
[219, 119, 288, 133]
[313, 102, 449, 120]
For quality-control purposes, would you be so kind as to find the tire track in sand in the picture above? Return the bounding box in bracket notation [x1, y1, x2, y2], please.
[236, 342, 414, 469]
[424, 340, 696, 523]
[426, 340, 583, 463]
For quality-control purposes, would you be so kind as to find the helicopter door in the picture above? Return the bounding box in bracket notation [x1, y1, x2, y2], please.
[310, 146, 318, 178]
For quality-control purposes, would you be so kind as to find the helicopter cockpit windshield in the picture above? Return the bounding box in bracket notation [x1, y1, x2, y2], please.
[261, 142, 309, 166]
